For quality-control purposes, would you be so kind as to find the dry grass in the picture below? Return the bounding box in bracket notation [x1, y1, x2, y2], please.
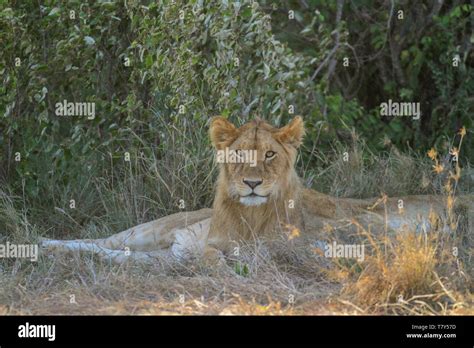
[0, 215, 471, 315]
[335, 227, 472, 315]
[328, 128, 473, 315]
[0, 241, 342, 315]
[0, 128, 472, 315]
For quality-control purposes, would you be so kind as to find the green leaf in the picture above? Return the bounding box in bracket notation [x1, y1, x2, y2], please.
[145, 54, 153, 68]
[48, 7, 60, 17]
[84, 36, 95, 46]
[234, 262, 249, 276]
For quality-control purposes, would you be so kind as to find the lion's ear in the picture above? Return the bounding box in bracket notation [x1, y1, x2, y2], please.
[275, 116, 305, 148]
[209, 117, 239, 150]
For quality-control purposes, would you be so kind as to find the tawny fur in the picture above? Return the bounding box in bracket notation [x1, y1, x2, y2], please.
[41, 117, 474, 264]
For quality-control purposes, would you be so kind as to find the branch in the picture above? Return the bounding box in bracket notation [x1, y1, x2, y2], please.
[311, 0, 344, 81]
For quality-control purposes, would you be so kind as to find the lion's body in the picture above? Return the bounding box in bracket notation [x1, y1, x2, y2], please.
[41, 117, 473, 263]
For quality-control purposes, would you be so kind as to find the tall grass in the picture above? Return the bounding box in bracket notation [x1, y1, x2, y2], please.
[0, 125, 472, 314]
[327, 128, 473, 314]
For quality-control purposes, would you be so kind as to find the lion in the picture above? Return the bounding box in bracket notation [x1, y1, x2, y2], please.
[41, 117, 473, 264]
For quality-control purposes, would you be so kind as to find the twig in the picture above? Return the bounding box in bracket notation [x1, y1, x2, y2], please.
[311, 0, 344, 81]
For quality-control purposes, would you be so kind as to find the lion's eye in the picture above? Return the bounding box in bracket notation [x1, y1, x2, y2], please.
[265, 151, 276, 159]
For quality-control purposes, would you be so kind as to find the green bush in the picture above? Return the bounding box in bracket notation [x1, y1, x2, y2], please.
[266, 1, 474, 158]
[0, 0, 324, 235]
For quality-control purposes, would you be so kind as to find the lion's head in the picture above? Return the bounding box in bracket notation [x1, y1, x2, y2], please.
[209, 116, 305, 207]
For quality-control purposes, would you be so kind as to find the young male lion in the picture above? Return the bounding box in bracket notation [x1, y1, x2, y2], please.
[42, 117, 473, 264]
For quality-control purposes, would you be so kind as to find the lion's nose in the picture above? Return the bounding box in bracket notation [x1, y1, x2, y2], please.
[243, 179, 263, 189]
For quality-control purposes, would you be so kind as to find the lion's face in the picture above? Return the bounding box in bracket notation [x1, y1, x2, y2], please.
[210, 117, 305, 206]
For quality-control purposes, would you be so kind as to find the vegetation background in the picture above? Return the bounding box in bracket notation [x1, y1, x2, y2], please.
[0, 0, 472, 315]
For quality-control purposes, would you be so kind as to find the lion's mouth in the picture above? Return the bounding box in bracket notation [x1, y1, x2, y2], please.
[239, 193, 269, 206]
[244, 193, 269, 198]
